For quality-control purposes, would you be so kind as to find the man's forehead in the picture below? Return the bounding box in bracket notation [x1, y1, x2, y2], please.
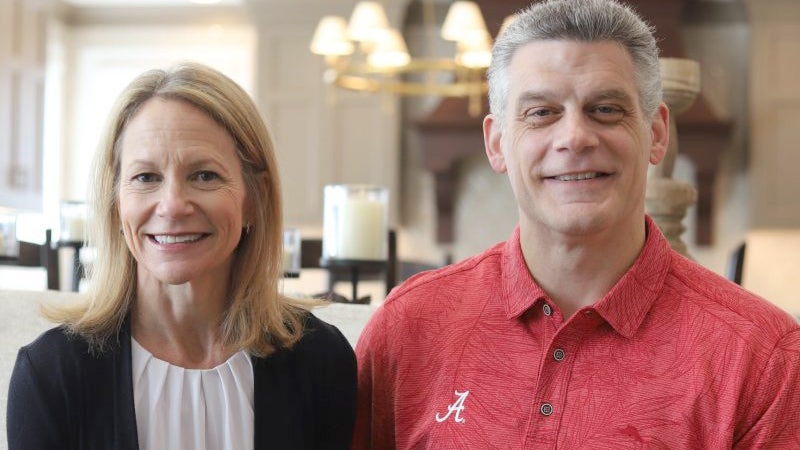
[506, 40, 639, 102]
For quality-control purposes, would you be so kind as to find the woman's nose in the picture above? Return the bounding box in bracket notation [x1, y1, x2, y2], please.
[155, 180, 194, 218]
[552, 111, 600, 154]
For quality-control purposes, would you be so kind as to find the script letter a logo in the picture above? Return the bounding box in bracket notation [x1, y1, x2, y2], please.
[435, 390, 470, 423]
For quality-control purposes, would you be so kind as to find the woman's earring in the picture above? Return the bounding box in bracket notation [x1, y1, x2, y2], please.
[245, 223, 252, 235]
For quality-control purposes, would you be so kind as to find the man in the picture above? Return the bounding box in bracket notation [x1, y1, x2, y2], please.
[353, 0, 800, 448]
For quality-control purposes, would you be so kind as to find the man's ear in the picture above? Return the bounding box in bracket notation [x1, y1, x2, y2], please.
[648, 103, 670, 165]
[484, 114, 507, 173]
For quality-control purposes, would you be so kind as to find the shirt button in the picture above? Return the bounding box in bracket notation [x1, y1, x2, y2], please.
[543, 304, 552, 316]
[553, 348, 566, 361]
[540, 403, 553, 416]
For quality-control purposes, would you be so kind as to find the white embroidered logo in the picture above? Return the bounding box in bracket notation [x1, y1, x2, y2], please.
[435, 390, 470, 423]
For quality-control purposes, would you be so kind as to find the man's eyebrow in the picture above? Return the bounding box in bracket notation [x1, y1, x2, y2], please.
[516, 90, 557, 105]
[513, 90, 558, 113]
[590, 89, 635, 103]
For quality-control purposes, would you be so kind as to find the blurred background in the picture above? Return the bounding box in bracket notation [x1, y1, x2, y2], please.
[0, 0, 798, 313]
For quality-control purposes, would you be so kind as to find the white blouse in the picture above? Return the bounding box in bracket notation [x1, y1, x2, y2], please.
[131, 338, 254, 450]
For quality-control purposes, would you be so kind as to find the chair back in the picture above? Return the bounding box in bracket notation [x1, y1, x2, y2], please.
[739, 229, 800, 318]
[16, 229, 59, 290]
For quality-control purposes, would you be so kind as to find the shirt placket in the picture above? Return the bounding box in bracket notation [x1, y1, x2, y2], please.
[524, 307, 599, 448]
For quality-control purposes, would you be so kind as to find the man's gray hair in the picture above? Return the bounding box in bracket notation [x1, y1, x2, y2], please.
[487, 0, 662, 124]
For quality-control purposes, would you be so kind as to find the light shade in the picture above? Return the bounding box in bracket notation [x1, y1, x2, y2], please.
[367, 28, 411, 69]
[456, 30, 492, 68]
[441, 1, 488, 43]
[310, 16, 354, 56]
[348, 1, 391, 42]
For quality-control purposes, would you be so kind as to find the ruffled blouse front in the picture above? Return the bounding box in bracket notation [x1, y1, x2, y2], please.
[131, 338, 254, 450]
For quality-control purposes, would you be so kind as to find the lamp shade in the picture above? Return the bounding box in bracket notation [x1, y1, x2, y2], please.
[367, 28, 410, 68]
[456, 30, 492, 68]
[310, 16, 354, 56]
[441, 1, 488, 43]
[348, 1, 391, 42]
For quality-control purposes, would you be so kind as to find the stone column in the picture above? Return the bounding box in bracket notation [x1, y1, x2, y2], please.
[646, 58, 701, 256]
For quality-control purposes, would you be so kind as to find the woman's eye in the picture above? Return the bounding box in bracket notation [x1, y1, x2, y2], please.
[194, 171, 219, 182]
[134, 173, 157, 183]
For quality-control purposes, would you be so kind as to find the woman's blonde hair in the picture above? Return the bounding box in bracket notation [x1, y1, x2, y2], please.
[46, 62, 308, 356]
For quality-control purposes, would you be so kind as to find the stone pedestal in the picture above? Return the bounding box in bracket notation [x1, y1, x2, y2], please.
[646, 58, 701, 257]
[646, 178, 697, 256]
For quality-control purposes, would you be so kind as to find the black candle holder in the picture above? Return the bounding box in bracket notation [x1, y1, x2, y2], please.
[318, 258, 387, 304]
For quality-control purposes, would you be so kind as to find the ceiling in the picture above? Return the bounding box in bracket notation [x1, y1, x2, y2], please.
[62, 0, 239, 7]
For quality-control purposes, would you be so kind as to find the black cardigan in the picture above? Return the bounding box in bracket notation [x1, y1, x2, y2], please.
[6, 312, 357, 450]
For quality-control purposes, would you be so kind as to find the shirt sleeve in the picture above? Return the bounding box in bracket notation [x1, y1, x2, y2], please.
[7, 346, 70, 450]
[351, 306, 397, 450]
[735, 327, 800, 449]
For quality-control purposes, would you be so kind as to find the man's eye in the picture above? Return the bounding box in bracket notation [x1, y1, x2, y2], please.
[134, 173, 158, 183]
[591, 105, 625, 122]
[521, 107, 560, 126]
[194, 171, 219, 182]
[527, 108, 554, 118]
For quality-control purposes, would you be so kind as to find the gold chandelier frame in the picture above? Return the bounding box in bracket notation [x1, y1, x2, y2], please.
[311, 1, 498, 117]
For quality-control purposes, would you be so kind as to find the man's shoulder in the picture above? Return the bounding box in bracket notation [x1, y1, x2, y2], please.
[667, 252, 798, 334]
[386, 241, 506, 305]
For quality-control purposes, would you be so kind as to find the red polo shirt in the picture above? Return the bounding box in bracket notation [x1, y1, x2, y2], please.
[353, 218, 800, 449]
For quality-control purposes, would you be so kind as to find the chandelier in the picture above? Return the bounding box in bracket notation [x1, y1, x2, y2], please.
[309, 1, 496, 117]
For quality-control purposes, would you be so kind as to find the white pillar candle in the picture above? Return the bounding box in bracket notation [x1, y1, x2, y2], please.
[335, 198, 386, 260]
[60, 201, 87, 242]
[323, 185, 388, 261]
[66, 217, 85, 241]
[281, 249, 293, 272]
[282, 228, 301, 274]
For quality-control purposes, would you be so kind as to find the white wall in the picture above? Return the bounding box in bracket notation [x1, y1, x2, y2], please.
[58, 23, 256, 203]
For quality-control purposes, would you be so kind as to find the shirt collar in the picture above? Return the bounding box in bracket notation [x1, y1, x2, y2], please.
[501, 216, 672, 339]
[501, 226, 548, 320]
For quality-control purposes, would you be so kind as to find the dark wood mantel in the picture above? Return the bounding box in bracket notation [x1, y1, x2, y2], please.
[416, 97, 487, 243]
[414, 0, 732, 246]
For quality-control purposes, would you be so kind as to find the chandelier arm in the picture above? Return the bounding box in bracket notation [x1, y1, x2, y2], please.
[327, 58, 487, 98]
[333, 73, 487, 97]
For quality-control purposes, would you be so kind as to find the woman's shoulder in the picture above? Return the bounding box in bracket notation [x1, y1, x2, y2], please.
[259, 310, 355, 369]
[20, 324, 121, 372]
[297, 312, 354, 355]
[12, 326, 97, 396]
[22, 325, 89, 359]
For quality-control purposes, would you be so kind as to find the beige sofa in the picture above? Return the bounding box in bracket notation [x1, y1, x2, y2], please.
[0, 289, 376, 449]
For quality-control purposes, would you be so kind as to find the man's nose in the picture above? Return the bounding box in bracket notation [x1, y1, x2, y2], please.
[552, 111, 600, 154]
[155, 179, 194, 218]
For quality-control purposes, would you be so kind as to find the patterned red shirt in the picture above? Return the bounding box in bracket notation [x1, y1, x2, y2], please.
[353, 218, 800, 449]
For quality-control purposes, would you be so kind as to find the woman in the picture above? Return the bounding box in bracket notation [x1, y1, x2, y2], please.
[7, 62, 356, 449]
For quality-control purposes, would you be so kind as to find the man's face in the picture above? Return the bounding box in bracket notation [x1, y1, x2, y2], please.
[484, 40, 668, 239]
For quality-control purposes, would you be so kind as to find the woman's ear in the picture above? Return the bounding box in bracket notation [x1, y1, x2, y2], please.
[648, 103, 670, 165]
[484, 114, 507, 173]
[241, 190, 255, 230]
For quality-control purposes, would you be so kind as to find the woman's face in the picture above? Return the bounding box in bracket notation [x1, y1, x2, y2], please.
[117, 97, 248, 287]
